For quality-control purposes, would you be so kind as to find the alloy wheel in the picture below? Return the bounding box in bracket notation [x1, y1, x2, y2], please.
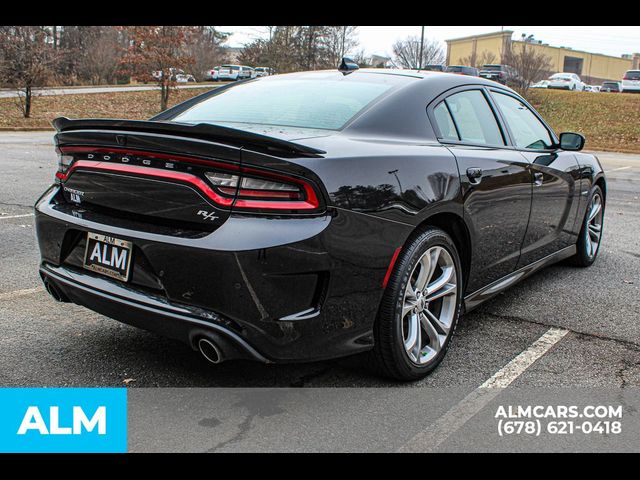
[586, 192, 603, 258]
[401, 246, 458, 365]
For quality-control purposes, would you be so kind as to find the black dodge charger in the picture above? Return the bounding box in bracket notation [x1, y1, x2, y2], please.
[35, 65, 606, 381]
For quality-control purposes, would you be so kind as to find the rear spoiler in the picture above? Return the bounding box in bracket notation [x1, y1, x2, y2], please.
[52, 117, 326, 158]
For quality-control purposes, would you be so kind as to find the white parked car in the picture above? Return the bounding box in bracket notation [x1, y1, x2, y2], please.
[253, 67, 272, 77]
[600, 81, 623, 93]
[622, 70, 640, 93]
[218, 65, 253, 81]
[175, 73, 196, 83]
[530, 80, 549, 89]
[547, 73, 585, 91]
[206, 67, 220, 81]
[151, 69, 195, 83]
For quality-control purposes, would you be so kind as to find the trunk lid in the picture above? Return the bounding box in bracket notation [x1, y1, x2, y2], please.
[53, 118, 327, 231]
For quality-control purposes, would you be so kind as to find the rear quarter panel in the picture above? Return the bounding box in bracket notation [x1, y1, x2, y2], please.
[267, 136, 463, 226]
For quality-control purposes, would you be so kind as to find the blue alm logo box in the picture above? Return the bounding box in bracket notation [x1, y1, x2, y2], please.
[0, 388, 127, 453]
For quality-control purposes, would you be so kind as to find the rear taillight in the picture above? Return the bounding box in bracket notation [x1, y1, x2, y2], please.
[55, 147, 74, 182]
[55, 146, 321, 212]
[204, 168, 319, 211]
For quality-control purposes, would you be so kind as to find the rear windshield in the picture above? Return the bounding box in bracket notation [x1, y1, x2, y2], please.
[222, 65, 240, 71]
[482, 65, 502, 71]
[625, 71, 640, 80]
[602, 82, 619, 87]
[446, 66, 464, 72]
[171, 77, 395, 130]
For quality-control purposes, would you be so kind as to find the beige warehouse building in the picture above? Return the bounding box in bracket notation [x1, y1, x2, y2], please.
[446, 30, 640, 84]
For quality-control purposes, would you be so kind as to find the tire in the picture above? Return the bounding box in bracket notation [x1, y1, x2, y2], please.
[568, 185, 604, 267]
[369, 227, 463, 381]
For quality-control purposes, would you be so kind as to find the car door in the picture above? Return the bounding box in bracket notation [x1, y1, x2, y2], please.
[488, 89, 581, 268]
[429, 88, 533, 294]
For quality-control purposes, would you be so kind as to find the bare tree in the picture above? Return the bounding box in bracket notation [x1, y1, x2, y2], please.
[186, 27, 228, 81]
[0, 26, 61, 118]
[119, 26, 197, 111]
[503, 42, 552, 95]
[239, 26, 358, 74]
[58, 26, 124, 85]
[83, 28, 123, 84]
[270, 26, 299, 73]
[298, 26, 328, 70]
[324, 26, 359, 67]
[352, 49, 373, 68]
[392, 35, 445, 69]
[238, 38, 271, 67]
[241, 26, 298, 73]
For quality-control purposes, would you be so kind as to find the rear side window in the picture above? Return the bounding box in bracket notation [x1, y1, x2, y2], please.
[491, 91, 553, 150]
[433, 102, 458, 141]
[443, 90, 504, 146]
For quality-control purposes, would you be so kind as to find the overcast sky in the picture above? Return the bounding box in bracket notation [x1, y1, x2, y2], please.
[218, 26, 640, 59]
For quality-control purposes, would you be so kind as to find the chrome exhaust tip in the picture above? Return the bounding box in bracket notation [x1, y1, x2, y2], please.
[44, 278, 69, 303]
[197, 337, 223, 364]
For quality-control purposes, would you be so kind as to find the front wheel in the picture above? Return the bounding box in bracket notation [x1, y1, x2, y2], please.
[369, 227, 463, 381]
[569, 185, 604, 267]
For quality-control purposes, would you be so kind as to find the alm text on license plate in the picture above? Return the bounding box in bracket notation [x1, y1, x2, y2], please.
[83, 232, 132, 281]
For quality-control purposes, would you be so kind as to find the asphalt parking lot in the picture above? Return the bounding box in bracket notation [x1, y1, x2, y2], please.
[1, 131, 638, 389]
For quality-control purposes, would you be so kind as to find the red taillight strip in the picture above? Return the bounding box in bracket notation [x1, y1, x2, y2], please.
[57, 146, 321, 210]
[382, 246, 403, 289]
[225, 162, 319, 209]
[60, 160, 234, 206]
[219, 187, 300, 199]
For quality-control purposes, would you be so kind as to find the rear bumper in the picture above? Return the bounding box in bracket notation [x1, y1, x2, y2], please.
[40, 263, 269, 362]
[36, 186, 411, 363]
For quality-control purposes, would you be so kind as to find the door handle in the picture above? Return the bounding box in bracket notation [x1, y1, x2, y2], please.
[534, 172, 544, 186]
[466, 167, 483, 185]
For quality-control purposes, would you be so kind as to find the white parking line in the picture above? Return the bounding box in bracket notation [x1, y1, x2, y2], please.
[0, 286, 44, 300]
[397, 327, 569, 453]
[606, 166, 632, 173]
[0, 213, 35, 220]
[479, 327, 569, 388]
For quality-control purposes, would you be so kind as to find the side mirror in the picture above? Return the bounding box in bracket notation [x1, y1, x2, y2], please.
[558, 132, 585, 151]
[338, 57, 359, 75]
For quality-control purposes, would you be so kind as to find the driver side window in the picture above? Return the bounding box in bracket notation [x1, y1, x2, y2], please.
[491, 91, 553, 150]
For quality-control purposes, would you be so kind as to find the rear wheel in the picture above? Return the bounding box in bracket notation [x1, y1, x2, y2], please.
[369, 227, 462, 381]
[569, 185, 604, 267]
